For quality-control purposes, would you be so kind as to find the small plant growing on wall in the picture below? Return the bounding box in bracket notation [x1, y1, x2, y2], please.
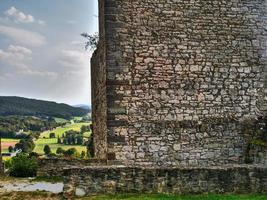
[242, 116, 267, 163]
[81, 32, 99, 51]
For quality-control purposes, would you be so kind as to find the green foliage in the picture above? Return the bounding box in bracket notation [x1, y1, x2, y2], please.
[43, 145, 51, 155]
[9, 154, 38, 177]
[0, 96, 88, 119]
[56, 147, 64, 155]
[242, 116, 267, 146]
[33, 122, 89, 156]
[15, 138, 35, 153]
[0, 115, 58, 139]
[81, 32, 99, 50]
[8, 146, 13, 153]
[57, 136, 62, 144]
[4, 159, 12, 169]
[81, 125, 90, 133]
[63, 148, 77, 157]
[63, 130, 84, 145]
[81, 151, 86, 158]
[87, 133, 94, 158]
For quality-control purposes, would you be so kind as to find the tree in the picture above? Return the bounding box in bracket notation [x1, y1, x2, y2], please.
[87, 133, 94, 158]
[43, 145, 51, 155]
[76, 135, 83, 145]
[57, 136, 62, 144]
[8, 146, 13, 153]
[71, 135, 76, 144]
[9, 154, 38, 177]
[56, 147, 64, 155]
[81, 32, 99, 50]
[49, 132, 56, 138]
[67, 136, 72, 145]
[81, 125, 90, 133]
[14, 138, 35, 153]
[81, 151, 86, 159]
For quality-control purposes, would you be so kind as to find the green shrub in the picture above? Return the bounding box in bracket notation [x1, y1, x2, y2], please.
[9, 154, 38, 177]
[4, 159, 12, 169]
[63, 148, 77, 157]
[8, 146, 14, 153]
[49, 132, 56, 138]
[56, 147, 64, 155]
[43, 145, 51, 155]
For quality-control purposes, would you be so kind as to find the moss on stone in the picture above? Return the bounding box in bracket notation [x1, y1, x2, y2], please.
[251, 139, 267, 148]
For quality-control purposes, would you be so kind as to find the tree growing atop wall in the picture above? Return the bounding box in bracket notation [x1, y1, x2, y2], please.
[81, 32, 99, 51]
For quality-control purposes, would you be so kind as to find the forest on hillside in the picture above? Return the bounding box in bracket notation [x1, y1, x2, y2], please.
[0, 96, 89, 119]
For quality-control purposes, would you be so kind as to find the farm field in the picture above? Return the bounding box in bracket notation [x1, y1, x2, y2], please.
[33, 122, 90, 155]
[1, 138, 20, 153]
[40, 122, 91, 139]
[34, 141, 87, 154]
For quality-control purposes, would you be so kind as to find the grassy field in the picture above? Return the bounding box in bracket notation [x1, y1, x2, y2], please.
[79, 194, 267, 200]
[34, 141, 87, 154]
[40, 122, 91, 139]
[54, 117, 69, 123]
[33, 122, 90, 155]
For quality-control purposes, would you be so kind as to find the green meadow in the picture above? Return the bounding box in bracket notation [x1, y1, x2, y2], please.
[40, 122, 91, 139]
[33, 122, 91, 155]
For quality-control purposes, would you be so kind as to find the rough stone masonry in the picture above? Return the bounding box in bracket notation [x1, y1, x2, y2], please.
[91, 0, 267, 167]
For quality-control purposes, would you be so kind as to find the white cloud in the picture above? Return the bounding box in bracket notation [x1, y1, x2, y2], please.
[4, 7, 46, 25]
[0, 45, 57, 77]
[5, 6, 34, 23]
[0, 45, 32, 67]
[0, 25, 46, 47]
[59, 49, 89, 68]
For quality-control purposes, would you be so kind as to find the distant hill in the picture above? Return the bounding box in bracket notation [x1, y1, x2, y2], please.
[0, 96, 89, 119]
[73, 104, 91, 110]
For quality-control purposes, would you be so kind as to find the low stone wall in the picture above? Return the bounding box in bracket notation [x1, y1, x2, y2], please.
[63, 165, 267, 198]
[37, 158, 106, 176]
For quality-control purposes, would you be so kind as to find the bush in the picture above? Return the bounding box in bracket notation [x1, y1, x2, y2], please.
[56, 147, 64, 155]
[44, 145, 51, 155]
[29, 152, 39, 158]
[8, 146, 13, 153]
[4, 159, 12, 169]
[49, 132, 56, 138]
[14, 138, 35, 153]
[63, 148, 77, 157]
[9, 154, 38, 177]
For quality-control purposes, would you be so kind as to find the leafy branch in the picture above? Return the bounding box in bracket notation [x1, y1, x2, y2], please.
[81, 32, 99, 51]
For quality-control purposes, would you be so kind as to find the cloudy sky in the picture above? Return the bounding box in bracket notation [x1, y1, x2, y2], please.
[0, 0, 98, 105]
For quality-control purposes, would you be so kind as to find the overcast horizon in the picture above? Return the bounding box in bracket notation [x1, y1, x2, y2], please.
[0, 0, 98, 106]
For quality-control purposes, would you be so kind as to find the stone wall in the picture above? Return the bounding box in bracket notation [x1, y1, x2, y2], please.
[91, 0, 108, 159]
[63, 165, 267, 198]
[249, 144, 267, 165]
[37, 158, 106, 176]
[92, 0, 267, 166]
